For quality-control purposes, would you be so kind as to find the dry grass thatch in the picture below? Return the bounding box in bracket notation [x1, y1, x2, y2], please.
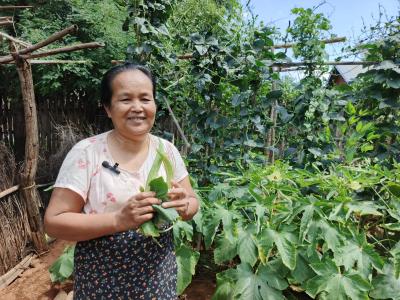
[37, 122, 90, 183]
[0, 142, 31, 276]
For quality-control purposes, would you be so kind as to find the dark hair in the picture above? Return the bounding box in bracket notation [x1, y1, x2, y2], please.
[100, 63, 156, 108]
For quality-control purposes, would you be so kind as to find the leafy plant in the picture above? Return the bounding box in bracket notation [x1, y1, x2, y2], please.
[49, 245, 75, 283]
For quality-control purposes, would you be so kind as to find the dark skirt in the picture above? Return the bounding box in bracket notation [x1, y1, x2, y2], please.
[73, 229, 177, 300]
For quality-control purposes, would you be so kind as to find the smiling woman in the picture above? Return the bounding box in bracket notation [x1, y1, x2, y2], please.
[43, 63, 199, 299]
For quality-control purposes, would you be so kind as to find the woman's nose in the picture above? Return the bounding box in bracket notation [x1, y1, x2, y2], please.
[130, 100, 143, 112]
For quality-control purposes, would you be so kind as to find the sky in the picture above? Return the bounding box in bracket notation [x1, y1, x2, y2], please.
[242, 0, 399, 59]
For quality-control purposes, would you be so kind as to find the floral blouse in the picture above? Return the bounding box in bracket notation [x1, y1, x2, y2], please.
[54, 131, 188, 214]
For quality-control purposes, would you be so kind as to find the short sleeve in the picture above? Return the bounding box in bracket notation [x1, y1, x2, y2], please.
[164, 141, 189, 182]
[54, 145, 91, 201]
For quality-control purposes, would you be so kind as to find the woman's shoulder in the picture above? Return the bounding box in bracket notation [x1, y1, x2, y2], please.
[150, 134, 177, 150]
[70, 131, 110, 152]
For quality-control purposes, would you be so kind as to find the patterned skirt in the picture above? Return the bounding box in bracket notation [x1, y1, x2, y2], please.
[73, 229, 177, 300]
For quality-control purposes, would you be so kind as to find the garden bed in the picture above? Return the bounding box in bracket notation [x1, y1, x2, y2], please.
[0, 240, 215, 300]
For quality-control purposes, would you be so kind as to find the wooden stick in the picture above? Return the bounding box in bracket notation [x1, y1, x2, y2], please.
[0, 6, 33, 10]
[272, 37, 346, 49]
[0, 31, 31, 48]
[164, 98, 191, 149]
[0, 17, 13, 21]
[0, 25, 78, 63]
[0, 254, 35, 289]
[19, 42, 103, 60]
[0, 185, 19, 199]
[272, 61, 379, 67]
[0, 21, 13, 26]
[29, 59, 89, 64]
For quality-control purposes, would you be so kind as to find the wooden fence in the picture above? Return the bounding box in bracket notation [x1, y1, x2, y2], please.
[0, 90, 111, 162]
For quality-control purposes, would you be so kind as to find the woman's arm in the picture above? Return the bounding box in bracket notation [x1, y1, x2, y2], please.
[44, 188, 159, 241]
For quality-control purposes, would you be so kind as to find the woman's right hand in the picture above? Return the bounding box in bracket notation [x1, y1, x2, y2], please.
[113, 191, 160, 232]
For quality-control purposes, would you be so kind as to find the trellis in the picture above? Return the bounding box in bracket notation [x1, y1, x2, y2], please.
[0, 4, 103, 270]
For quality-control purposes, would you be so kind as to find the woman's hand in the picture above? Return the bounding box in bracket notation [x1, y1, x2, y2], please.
[162, 180, 199, 220]
[113, 191, 160, 232]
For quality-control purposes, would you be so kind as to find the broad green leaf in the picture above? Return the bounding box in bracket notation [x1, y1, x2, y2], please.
[308, 220, 342, 252]
[390, 241, 400, 279]
[264, 228, 297, 270]
[370, 263, 400, 300]
[345, 201, 383, 219]
[334, 234, 384, 277]
[238, 229, 258, 267]
[152, 204, 179, 227]
[212, 269, 237, 300]
[290, 253, 316, 284]
[299, 204, 314, 242]
[173, 220, 193, 246]
[214, 235, 237, 265]
[234, 263, 284, 300]
[307, 258, 370, 300]
[203, 215, 221, 249]
[49, 245, 75, 283]
[139, 220, 159, 237]
[149, 176, 169, 200]
[256, 232, 274, 265]
[258, 259, 289, 290]
[387, 182, 400, 197]
[176, 244, 200, 295]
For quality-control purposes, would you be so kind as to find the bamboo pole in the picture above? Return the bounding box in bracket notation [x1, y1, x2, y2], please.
[0, 21, 13, 26]
[272, 37, 346, 49]
[164, 98, 191, 149]
[0, 254, 35, 289]
[10, 42, 47, 252]
[0, 6, 33, 10]
[0, 31, 31, 48]
[0, 25, 78, 64]
[19, 42, 104, 60]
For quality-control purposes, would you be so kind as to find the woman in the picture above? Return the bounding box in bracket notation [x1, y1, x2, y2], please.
[44, 63, 199, 299]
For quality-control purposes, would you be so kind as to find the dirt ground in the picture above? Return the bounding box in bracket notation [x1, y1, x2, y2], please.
[0, 240, 215, 300]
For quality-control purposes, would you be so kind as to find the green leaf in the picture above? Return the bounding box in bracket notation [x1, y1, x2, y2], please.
[370, 263, 400, 299]
[306, 258, 370, 300]
[234, 263, 284, 300]
[387, 182, 400, 197]
[380, 223, 400, 231]
[212, 269, 237, 300]
[173, 220, 193, 246]
[139, 220, 159, 237]
[334, 234, 384, 277]
[390, 241, 400, 279]
[264, 228, 297, 270]
[345, 201, 383, 219]
[49, 245, 75, 283]
[258, 259, 289, 290]
[214, 235, 237, 265]
[149, 176, 169, 200]
[152, 204, 179, 227]
[176, 244, 200, 295]
[291, 253, 316, 284]
[238, 229, 258, 267]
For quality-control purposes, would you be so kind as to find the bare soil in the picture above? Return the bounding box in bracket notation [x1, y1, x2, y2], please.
[0, 240, 215, 300]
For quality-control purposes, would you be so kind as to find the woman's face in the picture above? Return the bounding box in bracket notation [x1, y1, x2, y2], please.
[105, 69, 156, 140]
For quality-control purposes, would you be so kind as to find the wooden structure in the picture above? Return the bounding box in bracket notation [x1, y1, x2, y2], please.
[0, 4, 103, 259]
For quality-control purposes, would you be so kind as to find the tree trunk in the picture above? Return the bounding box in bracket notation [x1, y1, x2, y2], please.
[11, 45, 47, 253]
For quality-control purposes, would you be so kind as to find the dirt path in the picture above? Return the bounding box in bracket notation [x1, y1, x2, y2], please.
[0, 240, 215, 300]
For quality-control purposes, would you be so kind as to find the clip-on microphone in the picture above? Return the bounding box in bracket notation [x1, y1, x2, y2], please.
[102, 161, 121, 174]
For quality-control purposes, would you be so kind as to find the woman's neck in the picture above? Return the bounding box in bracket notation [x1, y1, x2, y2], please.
[109, 130, 150, 155]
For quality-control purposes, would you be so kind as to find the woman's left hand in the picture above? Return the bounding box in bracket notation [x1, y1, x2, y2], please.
[162, 180, 198, 220]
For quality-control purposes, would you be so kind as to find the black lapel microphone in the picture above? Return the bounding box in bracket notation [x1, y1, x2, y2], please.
[102, 161, 121, 175]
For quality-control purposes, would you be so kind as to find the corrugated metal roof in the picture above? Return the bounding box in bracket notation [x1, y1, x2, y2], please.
[334, 64, 369, 82]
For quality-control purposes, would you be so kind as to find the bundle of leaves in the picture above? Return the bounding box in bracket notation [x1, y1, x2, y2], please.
[197, 161, 400, 300]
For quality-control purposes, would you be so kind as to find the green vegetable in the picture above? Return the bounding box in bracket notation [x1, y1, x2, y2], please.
[140, 139, 178, 236]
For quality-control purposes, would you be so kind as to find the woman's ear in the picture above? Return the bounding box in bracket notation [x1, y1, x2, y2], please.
[104, 105, 111, 118]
